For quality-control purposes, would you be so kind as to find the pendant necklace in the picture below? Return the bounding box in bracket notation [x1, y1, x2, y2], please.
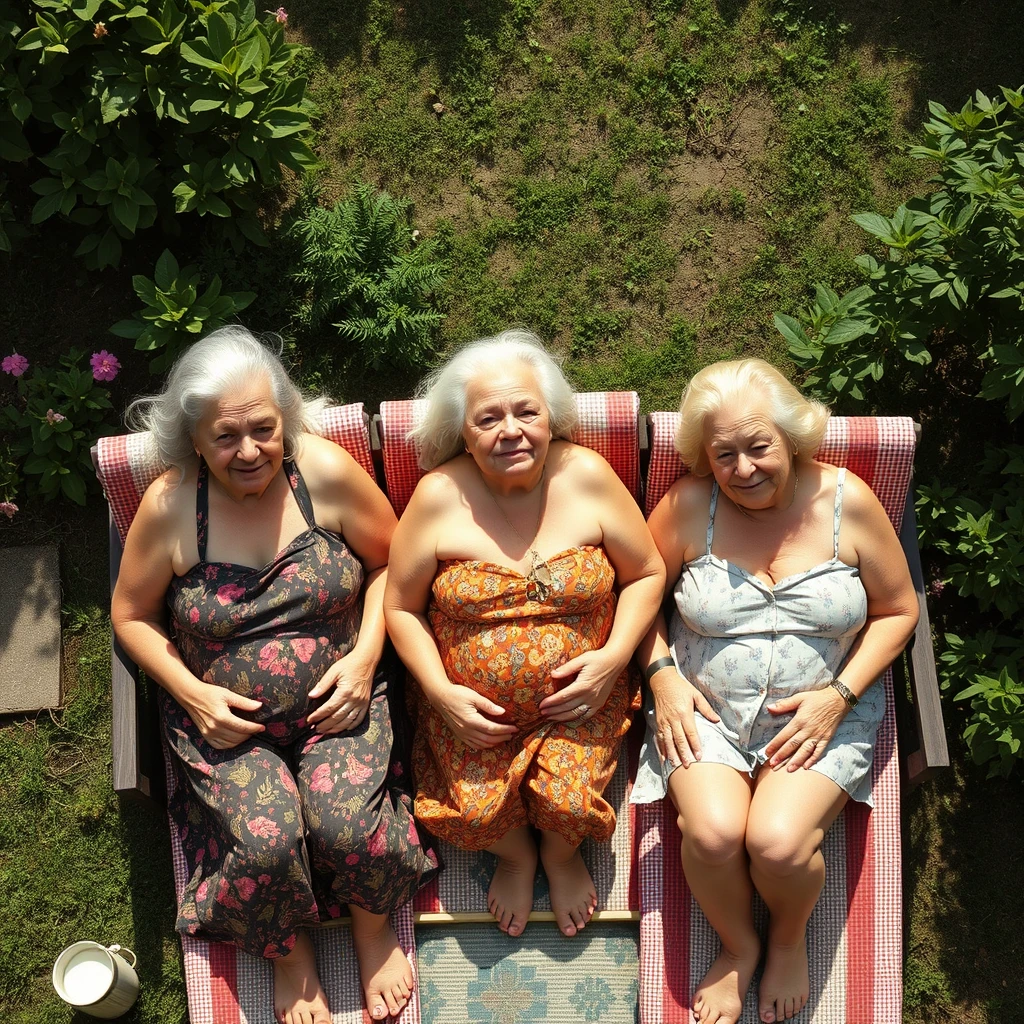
[734, 464, 799, 521]
[485, 470, 553, 590]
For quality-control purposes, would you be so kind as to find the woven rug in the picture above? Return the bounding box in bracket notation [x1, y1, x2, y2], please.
[416, 923, 639, 1024]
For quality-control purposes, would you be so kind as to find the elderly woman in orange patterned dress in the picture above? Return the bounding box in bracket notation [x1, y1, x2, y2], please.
[384, 329, 665, 938]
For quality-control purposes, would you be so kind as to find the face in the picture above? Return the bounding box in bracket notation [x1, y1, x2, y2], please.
[703, 395, 795, 510]
[194, 378, 285, 499]
[462, 363, 552, 485]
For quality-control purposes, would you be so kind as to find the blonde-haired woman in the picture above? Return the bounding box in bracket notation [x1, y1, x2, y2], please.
[632, 358, 918, 1024]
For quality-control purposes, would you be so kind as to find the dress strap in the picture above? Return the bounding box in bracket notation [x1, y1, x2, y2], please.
[707, 482, 719, 554]
[833, 467, 848, 558]
[196, 460, 209, 562]
[286, 459, 317, 529]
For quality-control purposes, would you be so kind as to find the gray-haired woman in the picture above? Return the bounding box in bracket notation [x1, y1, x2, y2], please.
[384, 329, 665, 939]
[111, 328, 438, 1024]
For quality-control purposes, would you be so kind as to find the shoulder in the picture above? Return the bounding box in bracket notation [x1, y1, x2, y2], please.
[549, 441, 620, 490]
[833, 466, 888, 522]
[294, 432, 361, 482]
[128, 465, 194, 548]
[654, 471, 713, 520]
[405, 460, 468, 516]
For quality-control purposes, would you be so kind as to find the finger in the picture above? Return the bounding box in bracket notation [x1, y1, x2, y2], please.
[224, 693, 264, 712]
[665, 723, 693, 769]
[785, 738, 818, 771]
[307, 670, 339, 699]
[770, 732, 806, 769]
[802, 738, 828, 769]
[693, 691, 721, 724]
[469, 694, 510, 718]
[679, 711, 703, 762]
[767, 696, 800, 715]
[765, 720, 800, 760]
[549, 655, 588, 680]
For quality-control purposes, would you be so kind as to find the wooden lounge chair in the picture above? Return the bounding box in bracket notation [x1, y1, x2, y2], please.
[636, 413, 949, 1024]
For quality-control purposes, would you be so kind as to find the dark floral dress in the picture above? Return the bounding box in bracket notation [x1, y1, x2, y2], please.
[162, 459, 439, 958]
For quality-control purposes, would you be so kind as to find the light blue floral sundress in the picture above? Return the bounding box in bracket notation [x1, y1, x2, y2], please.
[632, 467, 882, 807]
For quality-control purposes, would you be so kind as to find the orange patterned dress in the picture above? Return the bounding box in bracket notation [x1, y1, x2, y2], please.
[412, 545, 640, 850]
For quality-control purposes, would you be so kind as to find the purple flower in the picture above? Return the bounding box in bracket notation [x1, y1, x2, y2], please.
[267, 6, 287, 23]
[2, 353, 29, 377]
[90, 350, 121, 382]
[46, 408, 66, 425]
[0, 501, 17, 519]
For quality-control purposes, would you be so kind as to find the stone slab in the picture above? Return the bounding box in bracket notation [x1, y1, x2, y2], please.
[0, 544, 61, 712]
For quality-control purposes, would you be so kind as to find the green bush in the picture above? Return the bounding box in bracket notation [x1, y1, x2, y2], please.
[289, 183, 445, 371]
[774, 86, 1024, 776]
[110, 248, 255, 373]
[1, 0, 316, 267]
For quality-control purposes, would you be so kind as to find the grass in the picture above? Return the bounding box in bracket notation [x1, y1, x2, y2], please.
[2, 0, 1024, 1021]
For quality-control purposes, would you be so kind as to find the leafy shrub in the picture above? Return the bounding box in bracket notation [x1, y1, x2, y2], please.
[1, 348, 119, 505]
[110, 248, 255, 373]
[1, 0, 316, 268]
[289, 183, 445, 371]
[774, 86, 1024, 775]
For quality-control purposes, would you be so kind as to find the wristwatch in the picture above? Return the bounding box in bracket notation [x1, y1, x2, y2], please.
[829, 678, 858, 709]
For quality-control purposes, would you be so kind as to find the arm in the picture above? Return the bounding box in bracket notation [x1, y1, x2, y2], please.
[632, 477, 721, 765]
[541, 449, 667, 721]
[766, 471, 920, 770]
[383, 472, 518, 750]
[110, 474, 265, 750]
[302, 437, 399, 734]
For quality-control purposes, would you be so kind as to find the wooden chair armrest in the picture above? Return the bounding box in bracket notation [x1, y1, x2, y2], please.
[107, 512, 164, 806]
[894, 482, 950, 789]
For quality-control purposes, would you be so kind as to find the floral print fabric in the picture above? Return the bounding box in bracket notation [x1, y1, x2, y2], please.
[633, 467, 882, 807]
[163, 460, 438, 958]
[412, 546, 640, 850]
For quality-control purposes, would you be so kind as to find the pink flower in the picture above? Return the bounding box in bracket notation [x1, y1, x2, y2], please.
[368, 825, 388, 857]
[215, 877, 243, 910]
[342, 753, 373, 786]
[308, 762, 334, 793]
[277, 763, 298, 794]
[246, 816, 281, 839]
[258, 874, 271, 885]
[196, 880, 209, 903]
[189, 607, 200, 624]
[267, 721, 287, 738]
[216, 583, 246, 605]
[45, 408, 66, 425]
[267, 6, 287, 23]
[90, 350, 120, 381]
[292, 638, 316, 663]
[0, 502, 17, 519]
[235, 877, 257, 901]
[2, 353, 28, 377]
[345, 853, 360, 865]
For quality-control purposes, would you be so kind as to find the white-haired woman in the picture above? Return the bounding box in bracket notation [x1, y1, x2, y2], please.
[384, 329, 665, 939]
[111, 328, 438, 1024]
[631, 358, 918, 1024]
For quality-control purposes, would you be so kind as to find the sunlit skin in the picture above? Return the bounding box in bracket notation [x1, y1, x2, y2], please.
[112, 376, 418, 1024]
[635, 388, 919, 1024]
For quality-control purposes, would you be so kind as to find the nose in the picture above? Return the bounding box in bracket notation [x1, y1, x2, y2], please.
[735, 453, 756, 477]
[498, 413, 522, 438]
[237, 435, 260, 461]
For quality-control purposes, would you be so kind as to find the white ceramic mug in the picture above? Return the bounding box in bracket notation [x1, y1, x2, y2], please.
[52, 941, 140, 1019]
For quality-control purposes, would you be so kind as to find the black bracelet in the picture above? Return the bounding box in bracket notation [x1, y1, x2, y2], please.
[645, 656, 676, 681]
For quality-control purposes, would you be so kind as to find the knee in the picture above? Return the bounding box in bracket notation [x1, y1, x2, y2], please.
[745, 819, 818, 877]
[678, 810, 746, 867]
[234, 814, 305, 872]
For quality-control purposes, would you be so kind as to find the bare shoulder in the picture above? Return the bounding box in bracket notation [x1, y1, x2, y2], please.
[406, 459, 467, 516]
[295, 431, 361, 483]
[137, 465, 193, 525]
[550, 441, 619, 491]
[835, 466, 890, 524]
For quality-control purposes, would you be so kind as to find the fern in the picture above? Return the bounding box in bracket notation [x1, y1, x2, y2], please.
[290, 183, 445, 369]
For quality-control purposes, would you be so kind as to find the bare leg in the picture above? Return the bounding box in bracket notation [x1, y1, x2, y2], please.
[485, 826, 538, 937]
[272, 929, 331, 1024]
[539, 828, 597, 937]
[348, 904, 412, 1020]
[668, 763, 760, 1024]
[747, 767, 848, 1023]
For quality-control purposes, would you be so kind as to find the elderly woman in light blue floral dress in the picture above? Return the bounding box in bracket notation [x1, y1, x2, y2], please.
[632, 359, 918, 1024]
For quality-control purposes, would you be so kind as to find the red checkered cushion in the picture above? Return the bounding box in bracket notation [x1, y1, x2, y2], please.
[380, 392, 641, 516]
[95, 404, 374, 546]
[638, 415, 915, 1024]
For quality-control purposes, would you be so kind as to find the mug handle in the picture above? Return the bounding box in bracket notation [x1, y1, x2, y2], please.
[107, 945, 137, 969]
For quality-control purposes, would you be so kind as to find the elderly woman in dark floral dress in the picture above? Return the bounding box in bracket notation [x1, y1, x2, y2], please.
[112, 327, 437, 1024]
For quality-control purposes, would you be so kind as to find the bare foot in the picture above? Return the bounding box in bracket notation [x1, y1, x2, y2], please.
[539, 831, 597, 937]
[758, 937, 809, 1022]
[349, 905, 413, 1020]
[487, 830, 539, 937]
[691, 937, 760, 1024]
[272, 930, 331, 1024]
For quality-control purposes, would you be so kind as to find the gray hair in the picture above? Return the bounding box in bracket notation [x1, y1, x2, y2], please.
[409, 329, 578, 470]
[127, 326, 330, 474]
[675, 358, 830, 475]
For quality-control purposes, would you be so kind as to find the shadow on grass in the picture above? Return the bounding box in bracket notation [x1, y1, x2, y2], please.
[832, 0, 1024, 121]
[903, 753, 1024, 1024]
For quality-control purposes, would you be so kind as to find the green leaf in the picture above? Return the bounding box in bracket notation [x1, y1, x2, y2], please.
[110, 318, 145, 339]
[154, 248, 179, 290]
[821, 318, 874, 346]
[180, 42, 225, 71]
[60, 471, 88, 505]
[851, 212, 895, 241]
[773, 313, 812, 351]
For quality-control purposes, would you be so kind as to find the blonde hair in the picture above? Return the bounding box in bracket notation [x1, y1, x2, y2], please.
[675, 358, 829, 475]
[409, 329, 578, 470]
